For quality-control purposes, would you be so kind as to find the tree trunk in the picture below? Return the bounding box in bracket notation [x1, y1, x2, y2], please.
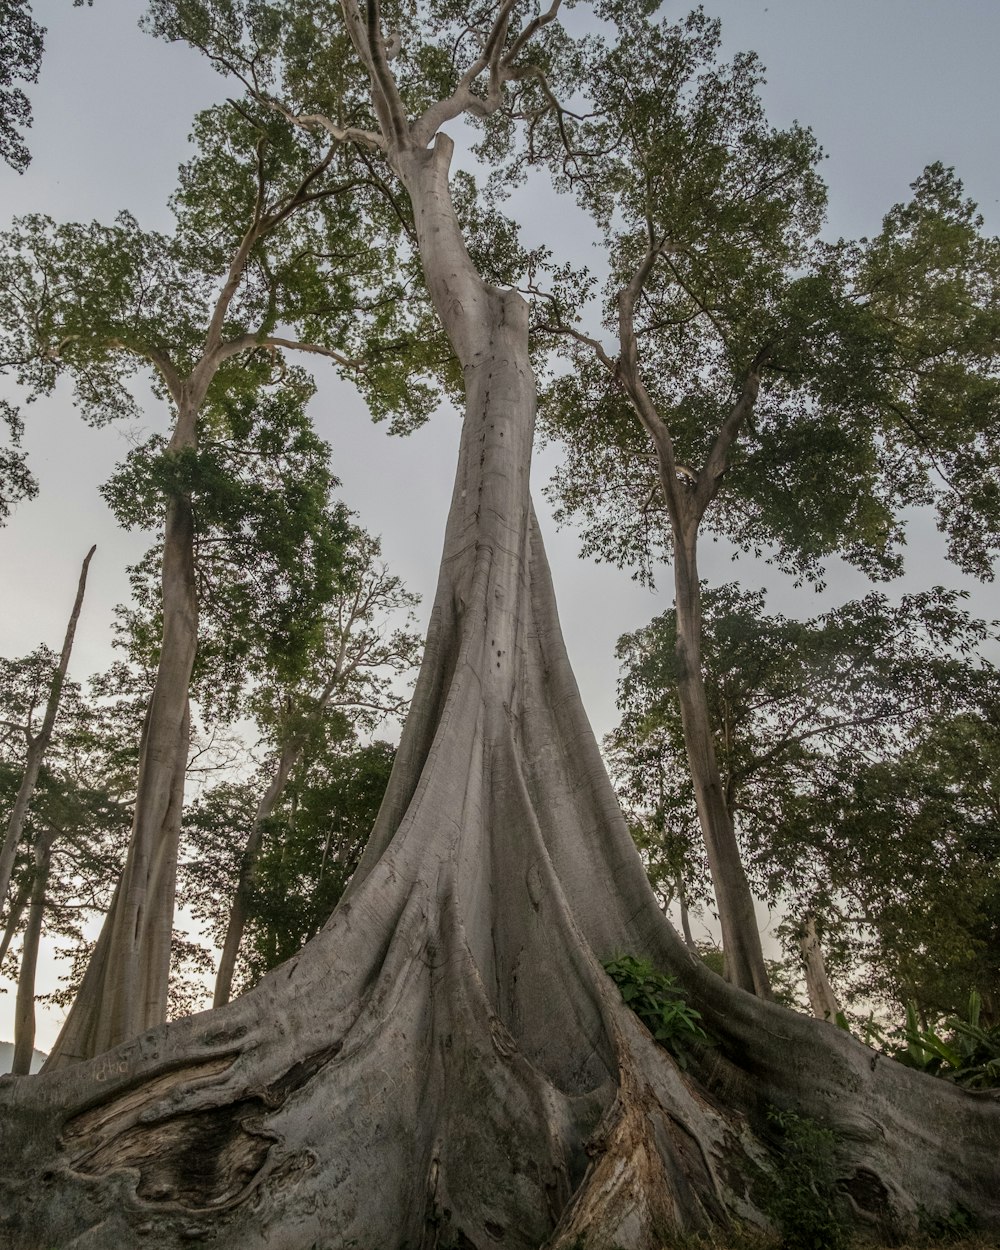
[0, 545, 95, 910]
[672, 523, 772, 997]
[44, 483, 197, 1068]
[1, 136, 997, 1249]
[0, 877, 30, 965]
[10, 828, 55, 1075]
[798, 911, 844, 1023]
[213, 738, 302, 1008]
[677, 873, 698, 953]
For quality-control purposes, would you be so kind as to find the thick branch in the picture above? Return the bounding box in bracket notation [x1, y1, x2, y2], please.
[695, 347, 768, 512]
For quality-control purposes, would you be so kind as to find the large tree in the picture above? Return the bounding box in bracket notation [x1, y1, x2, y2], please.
[522, 7, 1000, 995]
[1, 3, 998, 1246]
[0, 94, 433, 1063]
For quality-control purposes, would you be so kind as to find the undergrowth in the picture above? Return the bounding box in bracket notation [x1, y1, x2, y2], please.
[602, 954, 709, 1066]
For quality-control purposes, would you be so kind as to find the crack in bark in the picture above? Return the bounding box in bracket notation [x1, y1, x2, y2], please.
[62, 1041, 344, 1212]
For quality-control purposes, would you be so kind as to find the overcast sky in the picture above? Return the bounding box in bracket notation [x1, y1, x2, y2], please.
[2, 0, 999, 1048]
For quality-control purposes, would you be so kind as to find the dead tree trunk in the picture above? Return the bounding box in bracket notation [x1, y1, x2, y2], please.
[0, 131, 998, 1250]
[798, 911, 844, 1023]
[0, 544, 95, 910]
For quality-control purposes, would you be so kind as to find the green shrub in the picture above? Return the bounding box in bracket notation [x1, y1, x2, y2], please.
[763, 1107, 848, 1250]
[602, 954, 709, 1066]
[872, 993, 1000, 1089]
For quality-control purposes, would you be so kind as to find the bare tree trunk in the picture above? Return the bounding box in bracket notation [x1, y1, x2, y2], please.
[10, 828, 55, 1075]
[1, 137, 998, 1250]
[676, 874, 697, 952]
[213, 739, 301, 1008]
[672, 524, 771, 996]
[0, 878, 29, 964]
[0, 545, 95, 910]
[45, 484, 197, 1068]
[798, 911, 843, 1023]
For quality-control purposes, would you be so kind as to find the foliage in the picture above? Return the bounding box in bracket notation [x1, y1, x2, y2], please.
[872, 994, 1000, 1090]
[0, 652, 141, 999]
[183, 740, 395, 996]
[104, 368, 356, 717]
[0, 0, 44, 173]
[602, 953, 708, 1066]
[606, 584, 1000, 1019]
[519, 7, 1000, 588]
[762, 1107, 848, 1250]
[0, 398, 36, 522]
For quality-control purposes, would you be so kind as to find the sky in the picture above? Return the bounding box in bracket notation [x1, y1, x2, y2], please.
[2, 0, 999, 1049]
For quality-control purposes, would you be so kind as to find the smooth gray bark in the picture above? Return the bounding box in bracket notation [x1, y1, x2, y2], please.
[44, 487, 196, 1068]
[0, 129, 998, 1249]
[11, 827, 55, 1075]
[798, 911, 844, 1023]
[611, 259, 772, 997]
[671, 521, 772, 997]
[212, 736, 302, 1008]
[0, 544, 95, 910]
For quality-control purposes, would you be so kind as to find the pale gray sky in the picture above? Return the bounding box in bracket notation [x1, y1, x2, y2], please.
[2, 0, 999, 1047]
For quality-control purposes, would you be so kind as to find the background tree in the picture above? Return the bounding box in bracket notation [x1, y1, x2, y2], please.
[0, 544, 95, 908]
[0, 0, 44, 174]
[0, 655, 143, 1070]
[608, 582, 999, 1023]
[184, 737, 396, 999]
[512, 6, 1000, 994]
[0, 94, 439, 1064]
[205, 524, 420, 1005]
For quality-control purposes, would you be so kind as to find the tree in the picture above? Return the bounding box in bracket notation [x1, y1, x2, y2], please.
[522, 7, 1000, 995]
[607, 582, 999, 1025]
[207, 526, 419, 1005]
[0, 96, 430, 1064]
[0, 0, 44, 174]
[1, 4, 999, 1246]
[185, 738, 397, 999]
[0, 656, 142, 1069]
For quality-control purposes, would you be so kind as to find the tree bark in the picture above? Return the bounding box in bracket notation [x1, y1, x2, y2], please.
[213, 738, 302, 1008]
[798, 911, 844, 1023]
[0, 130, 998, 1248]
[0, 544, 95, 911]
[672, 521, 772, 997]
[10, 828, 55, 1075]
[45, 471, 197, 1068]
[0, 877, 29, 965]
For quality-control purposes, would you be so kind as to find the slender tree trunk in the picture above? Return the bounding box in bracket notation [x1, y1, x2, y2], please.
[46, 453, 198, 1068]
[677, 874, 697, 952]
[1, 135, 999, 1250]
[0, 877, 29, 964]
[213, 739, 301, 1007]
[671, 522, 771, 996]
[10, 828, 55, 1075]
[798, 912, 843, 1023]
[0, 545, 95, 910]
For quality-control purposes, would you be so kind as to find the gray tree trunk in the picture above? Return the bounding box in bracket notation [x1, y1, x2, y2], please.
[0, 545, 95, 910]
[212, 737, 302, 1008]
[798, 911, 844, 1024]
[671, 523, 771, 997]
[10, 827, 55, 1075]
[1, 136, 997, 1250]
[44, 477, 197, 1068]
